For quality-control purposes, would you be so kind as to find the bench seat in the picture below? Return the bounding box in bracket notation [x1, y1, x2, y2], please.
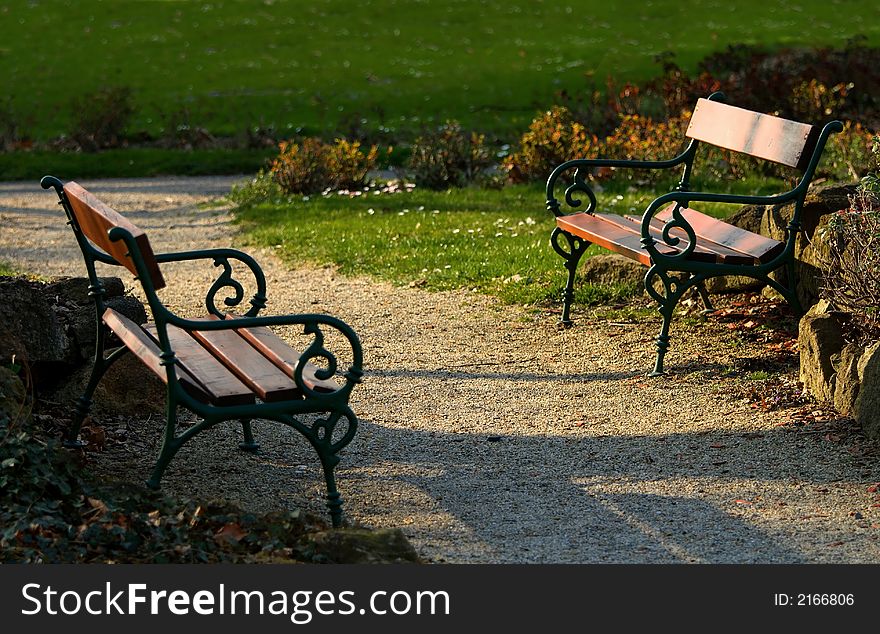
[103, 308, 337, 406]
[555, 204, 784, 267]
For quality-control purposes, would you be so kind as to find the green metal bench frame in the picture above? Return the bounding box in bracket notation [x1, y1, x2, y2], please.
[42, 175, 363, 527]
[546, 92, 843, 375]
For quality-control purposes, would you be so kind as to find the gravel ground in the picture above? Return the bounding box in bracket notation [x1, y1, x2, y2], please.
[2, 176, 880, 563]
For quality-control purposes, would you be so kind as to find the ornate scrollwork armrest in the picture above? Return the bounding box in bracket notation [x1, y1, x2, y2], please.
[166, 312, 363, 400]
[155, 248, 268, 317]
[639, 198, 698, 265]
[546, 154, 690, 219]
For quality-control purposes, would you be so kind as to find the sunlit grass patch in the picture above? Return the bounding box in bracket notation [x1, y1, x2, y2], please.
[234, 176, 790, 306]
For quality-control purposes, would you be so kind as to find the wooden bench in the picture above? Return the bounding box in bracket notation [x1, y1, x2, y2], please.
[41, 176, 363, 527]
[546, 92, 843, 375]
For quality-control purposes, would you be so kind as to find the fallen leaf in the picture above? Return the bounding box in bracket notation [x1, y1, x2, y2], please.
[214, 523, 248, 544]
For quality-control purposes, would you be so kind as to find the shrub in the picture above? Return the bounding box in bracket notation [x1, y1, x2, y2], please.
[0, 97, 29, 152]
[819, 122, 878, 182]
[269, 137, 378, 195]
[820, 138, 880, 343]
[596, 111, 691, 183]
[160, 107, 216, 150]
[227, 169, 287, 207]
[407, 121, 493, 189]
[504, 106, 598, 183]
[69, 86, 135, 151]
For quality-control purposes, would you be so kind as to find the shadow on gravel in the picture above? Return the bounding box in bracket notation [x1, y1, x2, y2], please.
[340, 421, 874, 563]
[81, 407, 873, 563]
[368, 368, 642, 383]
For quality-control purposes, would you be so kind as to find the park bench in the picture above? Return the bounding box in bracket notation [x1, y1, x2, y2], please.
[41, 175, 363, 527]
[546, 92, 843, 375]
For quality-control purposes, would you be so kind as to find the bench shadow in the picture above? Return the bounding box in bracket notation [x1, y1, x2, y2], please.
[368, 367, 642, 383]
[332, 420, 870, 563]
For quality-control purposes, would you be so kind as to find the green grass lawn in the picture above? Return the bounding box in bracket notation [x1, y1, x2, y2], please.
[0, 147, 274, 180]
[3, 0, 879, 144]
[0, 261, 17, 277]
[234, 176, 784, 306]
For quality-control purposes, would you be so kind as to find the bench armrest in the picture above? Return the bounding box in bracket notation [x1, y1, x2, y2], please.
[637, 188, 802, 265]
[546, 151, 691, 217]
[155, 248, 268, 317]
[160, 311, 364, 398]
[105, 227, 361, 398]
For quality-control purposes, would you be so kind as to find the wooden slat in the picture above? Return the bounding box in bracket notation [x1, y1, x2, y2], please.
[655, 205, 784, 263]
[188, 327, 300, 402]
[64, 182, 166, 290]
[686, 98, 815, 170]
[623, 214, 755, 265]
[102, 308, 212, 404]
[143, 324, 255, 406]
[219, 315, 339, 393]
[557, 213, 667, 266]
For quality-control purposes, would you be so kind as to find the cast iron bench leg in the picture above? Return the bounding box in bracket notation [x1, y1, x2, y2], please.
[551, 227, 590, 326]
[65, 336, 129, 448]
[239, 418, 259, 452]
[695, 280, 714, 313]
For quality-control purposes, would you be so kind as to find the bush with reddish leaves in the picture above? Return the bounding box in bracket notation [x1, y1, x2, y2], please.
[270, 137, 379, 195]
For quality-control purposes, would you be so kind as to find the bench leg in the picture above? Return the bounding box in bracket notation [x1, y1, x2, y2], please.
[645, 266, 693, 377]
[695, 280, 715, 314]
[783, 260, 804, 315]
[650, 303, 674, 377]
[65, 345, 129, 448]
[239, 418, 260, 452]
[320, 460, 344, 529]
[551, 227, 589, 326]
[147, 399, 182, 490]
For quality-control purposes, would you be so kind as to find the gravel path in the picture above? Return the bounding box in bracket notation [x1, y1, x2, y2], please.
[2, 176, 880, 563]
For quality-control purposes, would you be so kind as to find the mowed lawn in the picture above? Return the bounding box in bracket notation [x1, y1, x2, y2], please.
[234, 179, 776, 306]
[2, 0, 879, 142]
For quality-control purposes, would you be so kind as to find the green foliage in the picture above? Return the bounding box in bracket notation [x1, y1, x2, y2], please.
[504, 106, 598, 184]
[407, 121, 494, 190]
[2, 1, 879, 146]
[269, 138, 379, 195]
[0, 261, 18, 277]
[0, 148, 274, 181]
[820, 123, 880, 182]
[820, 159, 880, 343]
[227, 169, 288, 208]
[0, 366, 341, 563]
[508, 41, 880, 186]
[68, 86, 135, 151]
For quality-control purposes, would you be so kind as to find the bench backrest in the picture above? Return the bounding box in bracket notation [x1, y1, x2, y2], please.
[63, 182, 166, 290]
[686, 98, 819, 172]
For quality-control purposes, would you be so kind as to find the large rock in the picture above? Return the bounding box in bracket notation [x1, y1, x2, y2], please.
[43, 277, 125, 306]
[48, 354, 166, 416]
[300, 528, 421, 564]
[855, 342, 880, 441]
[0, 366, 26, 426]
[798, 300, 847, 403]
[0, 276, 146, 381]
[798, 301, 880, 441]
[833, 343, 863, 416]
[581, 254, 644, 287]
[727, 184, 858, 309]
[0, 278, 75, 371]
[68, 296, 147, 359]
